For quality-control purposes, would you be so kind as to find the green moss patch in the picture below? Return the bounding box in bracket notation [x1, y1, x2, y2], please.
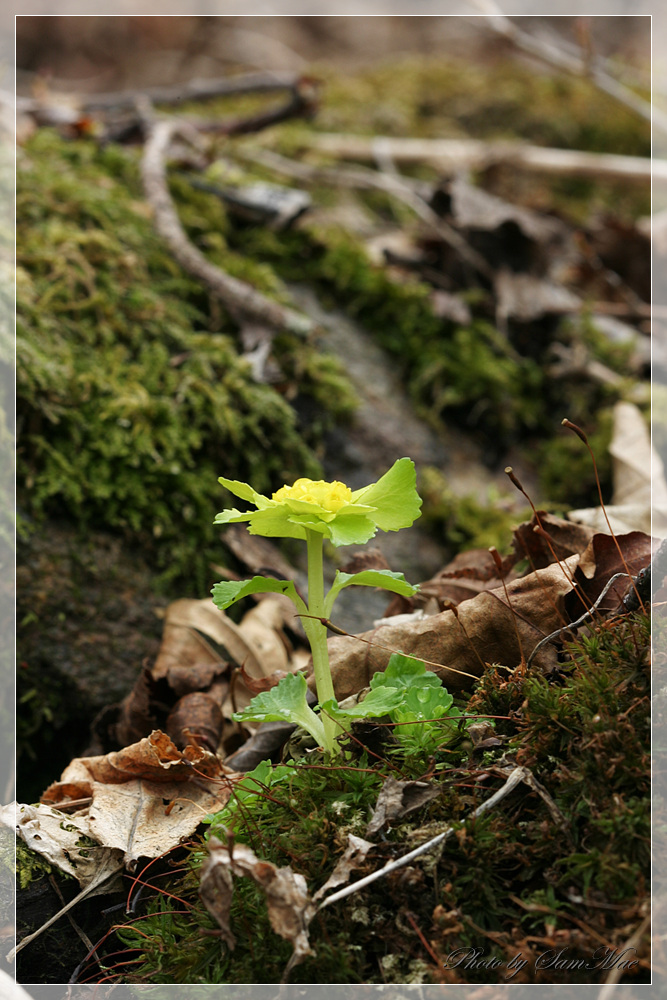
[17, 130, 355, 589]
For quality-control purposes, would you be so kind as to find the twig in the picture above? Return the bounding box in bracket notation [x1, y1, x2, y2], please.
[467, 1, 659, 131]
[140, 116, 312, 335]
[7, 865, 121, 962]
[48, 875, 99, 963]
[317, 766, 530, 910]
[525, 571, 629, 669]
[597, 912, 651, 993]
[187, 78, 319, 137]
[237, 146, 493, 280]
[304, 133, 658, 183]
[81, 71, 304, 112]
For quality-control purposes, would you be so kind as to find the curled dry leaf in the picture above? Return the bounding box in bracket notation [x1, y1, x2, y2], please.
[116, 595, 297, 752]
[40, 731, 236, 868]
[199, 837, 313, 970]
[165, 692, 224, 752]
[512, 511, 595, 570]
[366, 777, 442, 836]
[319, 556, 580, 700]
[569, 529, 654, 612]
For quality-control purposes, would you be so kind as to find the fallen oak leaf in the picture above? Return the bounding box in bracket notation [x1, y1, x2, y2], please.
[40, 731, 237, 868]
[238, 661, 290, 694]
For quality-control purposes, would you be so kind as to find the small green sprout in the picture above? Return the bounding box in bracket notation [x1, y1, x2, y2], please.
[211, 458, 422, 754]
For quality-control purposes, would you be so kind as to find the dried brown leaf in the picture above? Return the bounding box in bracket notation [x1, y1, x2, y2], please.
[40, 731, 236, 867]
[165, 692, 224, 752]
[312, 834, 376, 902]
[366, 777, 442, 836]
[319, 556, 580, 700]
[570, 530, 654, 612]
[512, 512, 596, 570]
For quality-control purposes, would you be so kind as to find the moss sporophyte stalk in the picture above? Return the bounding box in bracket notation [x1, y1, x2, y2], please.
[211, 458, 423, 754]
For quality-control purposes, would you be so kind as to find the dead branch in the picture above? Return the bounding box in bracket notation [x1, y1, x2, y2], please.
[318, 766, 544, 911]
[304, 133, 658, 184]
[140, 117, 313, 336]
[190, 78, 319, 137]
[237, 147, 494, 280]
[82, 71, 304, 112]
[468, 1, 659, 131]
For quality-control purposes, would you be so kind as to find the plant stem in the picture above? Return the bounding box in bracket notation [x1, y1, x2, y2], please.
[303, 529, 338, 753]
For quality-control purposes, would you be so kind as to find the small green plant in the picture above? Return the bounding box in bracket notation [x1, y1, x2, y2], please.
[211, 458, 425, 754]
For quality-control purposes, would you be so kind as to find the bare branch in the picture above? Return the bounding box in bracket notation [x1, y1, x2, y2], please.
[318, 766, 537, 911]
[304, 133, 657, 184]
[467, 1, 659, 131]
[238, 146, 494, 280]
[81, 71, 304, 112]
[140, 118, 312, 336]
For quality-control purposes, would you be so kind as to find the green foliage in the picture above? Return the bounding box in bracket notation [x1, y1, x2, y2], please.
[16, 130, 354, 589]
[468, 612, 650, 903]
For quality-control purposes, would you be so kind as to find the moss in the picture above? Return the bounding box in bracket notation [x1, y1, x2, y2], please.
[15, 838, 74, 890]
[535, 408, 614, 508]
[418, 465, 531, 552]
[17, 130, 355, 589]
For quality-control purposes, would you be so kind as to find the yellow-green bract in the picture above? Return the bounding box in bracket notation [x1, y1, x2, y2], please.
[214, 457, 422, 547]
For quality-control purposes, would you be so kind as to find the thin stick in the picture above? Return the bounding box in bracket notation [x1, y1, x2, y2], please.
[7, 865, 122, 962]
[526, 571, 630, 669]
[140, 116, 313, 336]
[237, 146, 493, 279]
[562, 419, 645, 613]
[317, 766, 528, 911]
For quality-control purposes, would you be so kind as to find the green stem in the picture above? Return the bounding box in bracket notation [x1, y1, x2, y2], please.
[303, 529, 338, 754]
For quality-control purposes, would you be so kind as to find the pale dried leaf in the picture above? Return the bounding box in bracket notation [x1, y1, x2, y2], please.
[312, 834, 376, 902]
[40, 731, 236, 868]
[2, 801, 123, 887]
[495, 269, 580, 322]
[568, 401, 667, 537]
[152, 598, 265, 682]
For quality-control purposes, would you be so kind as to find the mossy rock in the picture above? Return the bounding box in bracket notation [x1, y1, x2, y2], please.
[17, 130, 356, 591]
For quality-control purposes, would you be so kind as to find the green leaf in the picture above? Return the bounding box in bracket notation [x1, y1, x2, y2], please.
[321, 686, 405, 727]
[350, 457, 422, 532]
[213, 507, 251, 526]
[217, 476, 272, 509]
[370, 652, 442, 690]
[232, 671, 328, 749]
[211, 575, 302, 611]
[325, 513, 380, 547]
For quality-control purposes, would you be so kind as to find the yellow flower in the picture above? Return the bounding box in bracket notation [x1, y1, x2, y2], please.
[272, 478, 353, 517]
[214, 458, 422, 547]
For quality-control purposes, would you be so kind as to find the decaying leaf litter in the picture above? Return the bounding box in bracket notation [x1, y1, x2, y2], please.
[11, 17, 656, 987]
